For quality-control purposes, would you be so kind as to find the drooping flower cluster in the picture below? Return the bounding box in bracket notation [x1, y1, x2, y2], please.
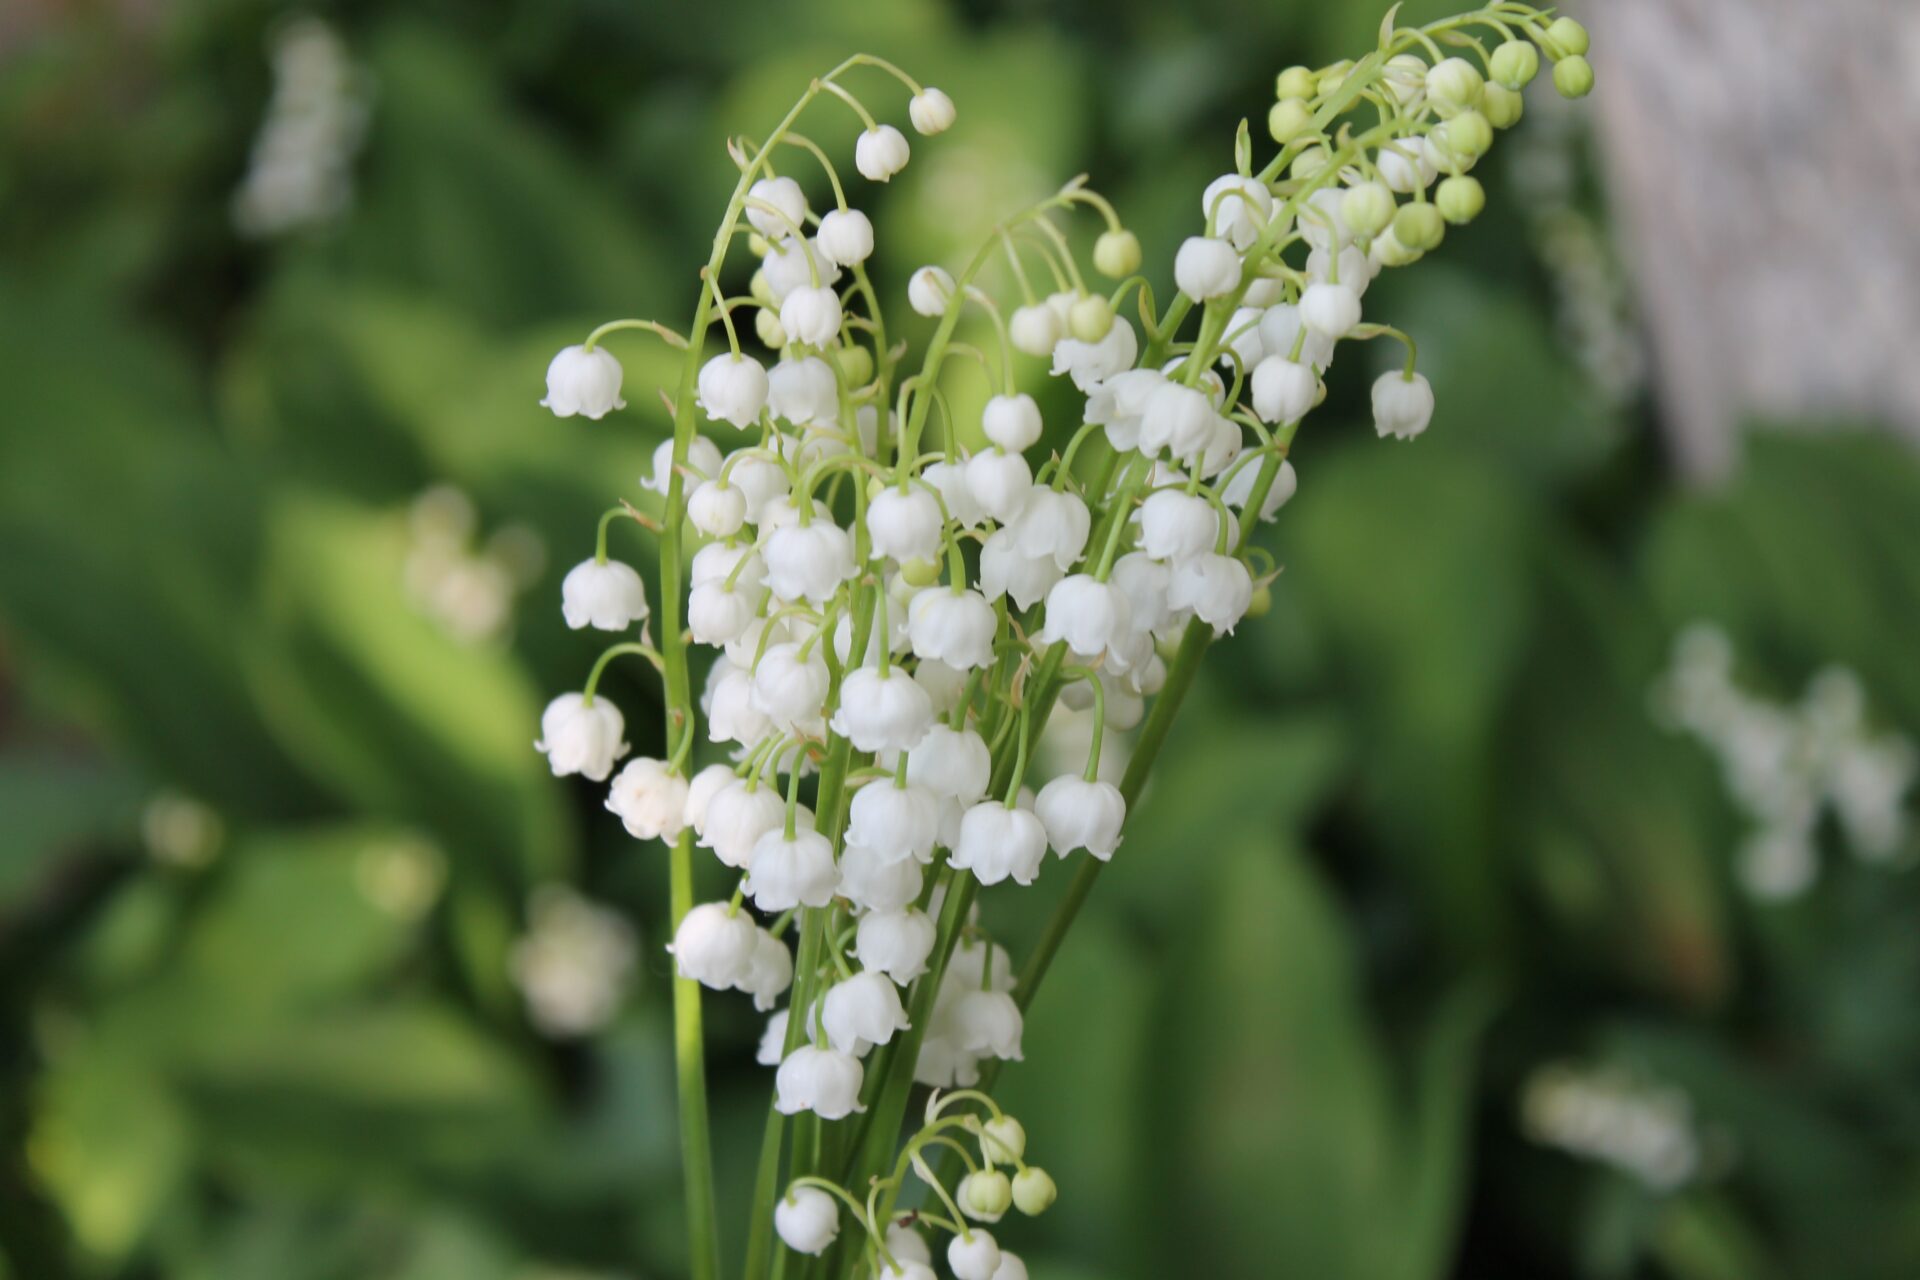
[528, 12, 1595, 1273]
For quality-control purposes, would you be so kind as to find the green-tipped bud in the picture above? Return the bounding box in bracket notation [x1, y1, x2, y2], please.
[1093, 229, 1142, 279]
[979, 1115, 1027, 1165]
[1553, 54, 1594, 99]
[1315, 59, 1355, 97]
[1548, 16, 1591, 57]
[1012, 1166, 1058, 1215]
[959, 1168, 1013, 1220]
[1490, 40, 1540, 90]
[1425, 57, 1484, 116]
[1340, 181, 1396, 240]
[1372, 227, 1423, 269]
[1289, 144, 1332, 182]
[754, 308, 786, 349]
[1275, 65, 1317, 101]
[1393, 202, 1445, 251]
[1267, 98, 1313, 145]
[834, 343, 874, 387]
[1435, 175, 1485, 225]
[1482, 83, 1524, 130]
[747, 231, 770, 259]
[900, 557, 941, 588]
[1436, 110, 1493, 161]
[1069, 294, 1114, 343]
[1247, 583, 1272, 618]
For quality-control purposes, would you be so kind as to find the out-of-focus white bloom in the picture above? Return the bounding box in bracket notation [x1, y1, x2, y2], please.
[780, 285, 845, 347]
[949, 988, 1025, 1060]
[982, 393, 1043, 452]
[909, 725, 992, 804]
[848, 780, 941, 865]
[1202, 174, 1273, 251]
[869, 486, 945, 563]
[605, 757, 688, 841]
[1009, 303, 1064, 357]
[855, 125, 911, 181]
[763, 522, 857, 603]
[837, 839, 925, 912]
[757, 1009, 790, 1066]
[1223, 457, 1298, 522]
[775, 1044, 866, 1118]
[536, 693, 629, 781]
[966, 449, 1034, 524]
[909, 266, 956, 317]
[682, 763, 735, 837]
[510, 886, 636, 1036]
[1371, 371, 1435, 439]
[232, 18, 369, 238]
[742, 928, 794, 1011]
[1034, 575, 1132, 665]
[1521, 1062, 1702, 1191]
[542, 345, 627, 420]
[1051, 317, 1139, 391]
[700, 778, 788, 869]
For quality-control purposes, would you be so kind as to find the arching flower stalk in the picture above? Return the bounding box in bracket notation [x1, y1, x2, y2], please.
[533, 10, 1594, 1277]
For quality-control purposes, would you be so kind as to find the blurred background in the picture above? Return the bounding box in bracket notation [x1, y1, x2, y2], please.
[3, 1, 1918, 1278]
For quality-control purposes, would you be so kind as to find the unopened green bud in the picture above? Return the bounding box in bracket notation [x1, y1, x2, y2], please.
[749, 269, 775, 308]
[1435, 175, 1485, 225]
[747, 231, 770, 259]
[1267, 98, 1313, 145]
[1425, 57, 1484, 115]
[1093, 229, 1142, 279]
[980, 1115, 1027, 1164]
[1482, 83, 1524, 130]
[1548, 16, 1590, 57]
[1393, 202, 1445, 251]
[1069, 294, 1114, 343]
[1553, 54, 1594, 99]
[1275, 65, 1317, 101]
[1340, 181, 1396, 239]
[1247, 583, 1272, 618]
[1290, 144, 1332, 182]
[1012, 1166, 1058, 1216]
[1489, 40, 1540, 89]
[1315, 59, 1355, 97]
[834, 344, 874, 387]
[1436, 110, 1492, 160]
[754, 308, 786, 349]
[959, 1168, 1013, 1220]
[900, 557, 941, 588]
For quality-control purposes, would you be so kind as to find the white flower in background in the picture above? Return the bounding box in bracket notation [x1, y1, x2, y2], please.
[982, 393, 1044, 452]
[232, 17, 369, 238]
[742, 929, 795, 1011]
[909, 725, 992, 804]
[1521, 1062, 1704, 1192]
[699, 778, 788, 869]
[141, 791, 225, 868]
[1008, 303, 1064, 357]
[776, 1044, 866, 1118]
[780, 285, 845, 347]
[767, 355, 840, 426]
[535, 693, 628, 780]
[836, 839, 925, 912]
[541, 345, 627, 419]
[510, 886, 636, 1037]
[604, 757, 688, 841]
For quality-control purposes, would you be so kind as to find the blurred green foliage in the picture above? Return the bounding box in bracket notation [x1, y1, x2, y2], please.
[3, 2, 1918, 1279]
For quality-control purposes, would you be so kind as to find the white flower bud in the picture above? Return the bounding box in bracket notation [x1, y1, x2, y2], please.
[700, 777, 787, 868]
[950, 988, 1025, 1059]
[854, 124, 911, 181]
[639, 434, 721, 495]
[1051, 317, 1138, 391]
[1035, 775, 1125, 859]
[831, 668, 935, 754]
[965, 449, 1033, 524]
[682, 763, 735, 837]
[696, 353, 769, 428]
[745, 825, 838, 912]
[779, 284, 844, 348]
[767, 356, 840, 427]
[535, 693, 628, 781]
[1376, 138, 1437, 193]
[1009, 489, 1090, 571]
[560, 558, 649, 632]
[908, 724, 991, 803]
[763, 521, 856, 603]
[688, 480, 748, 538]
[775, 1044, 866, 1119]
[746, 176, 809, 238]
[848, 780, 940, 865]
[1173, 235, 1242, 300]
[979, 1115, 1027, 1164]
[669, 901, 758, 988]
[1250, 354, 1318, 424]
[1136, 490, 1218, 561]
[688, 577, 758, 646]
[948, 1228, 1002, 1280]
[992, 1253, 1031, 1280]
[703, 659, 771, 744]
[773, 1185, 838, 1255]
[908, 87, 957, 135]
[1008, 303, 1063, 357]
[1223, 457, 1297, 522]
[855, 908, 937, 984]
[951, 802, 1048, 886]
[816, 207, 875, 266]
[822, 970, 912, 1056]
[908, 586, 996, 671]
[1257, 303, 1335, 372]
[981, 392, 1043, 452]
[836, 838, 924, 912]
[605, 757, 688, 841]
[908, 265, 955, 317]
[959, 1169, 1012, 1222]
[1425, 56, 1484, 115]
[1299, 281, 1361, 339]
[1371, 370, 1435, 440]
[868, 486, 944, 563]
[1034, 575, 1132, 665]
[743, 928, 794, 1011]
[1201, 173, 1273, 251]
[1137, 381, 1214, 460]
[751, 641, 831, 733]
[541, 344, 626, 419]
[922, 457, 982, 528]
[1168, 552, 1255, 635]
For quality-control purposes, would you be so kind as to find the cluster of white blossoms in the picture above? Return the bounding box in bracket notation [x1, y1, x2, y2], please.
[529, 12, 1594, 1275]
[1521, 1062, 1704, 1193]
[1653, 625, 1916, 900]
[231, 15, 370, 238]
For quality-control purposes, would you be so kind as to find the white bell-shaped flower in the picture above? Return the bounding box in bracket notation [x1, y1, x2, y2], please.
[775, 1044, 866, 1118]
[982, 393, 1043, 452]
[669, 902, 759, 988]
[836, 839, 925, 912]
[1306, 244, 1376, 297]
[950, 988, 1025, 1060]
[745, 176, 809, 238]
[743, 928, 794, 1011]
[908, 587, 996, 671]
[536, 693, 629, 781]
[1221, 305, 1268, 372]
[822, 970, 911, 1055]
[767, 356, 840, 427]
[1168, 552, 1255, 635]
[699, 777, 787, 869]
[761, 235, 841, 303]
[745, 824, 838, 912]
[868, 486, 944, 564]
[763, 522, 855, 603]
[688, 480, 748, 539]
[1051, 316, 1139, 391]
[848, 779, 941, 864]
[703, 659, 771, 745]
[1085, 367, 1165, 451]
[1251, 354, 1319, 424]
[561, 558, 650, 632]
[1371, 370, 1435, 440]
[692, 539, 762, 590]
[947, 1230, 1003, 1280]
[854, 124, 911, 181]
[950, 802, 1048, 886]
[1300, 280, 1361, 338]
[908, 723, 992, 804]
[751, 642, 831, 734]
[1010, 488, 1090, 571]
[978, 528, 1062, 611]
[856, 908, 937, 984]
[682, 763, 735, 837]
[915, 658, 969, 716]
[1109, 551, 1172, 640]
[947, 935, 1015, 993]
[1202, 173, 1273, 251]
[922, 457, 983, 528]
[1173, 235, 1242, 300]
[757, 1009, 790, 1066]
[990, 1251, 1030, 1280]
[542, 344, 626, 419]
[832, 667, 934, 754]
[1376, 137, 1438, 192]
[773, 1185, 839, 1256]
[816, 207, 875, 266]
[1136, 490, 1219, 561]
[1008, 303, 1063, 357]
[908, 87, 956, 134]
[965, 449, 1033, 525]
[605, 757, 688, 840]
[908, 265, 955, 317]
[1035, 775, 1126, 859]
[696, 353, 770, 429]
[1034, 574, 1133, 665]
[726, 452, 790, 523]
[640, 435, 723, 495]
[1137, 381, 1214, 461]
[779, 285, 844, 348]
[1258, 303, 1336, 371]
